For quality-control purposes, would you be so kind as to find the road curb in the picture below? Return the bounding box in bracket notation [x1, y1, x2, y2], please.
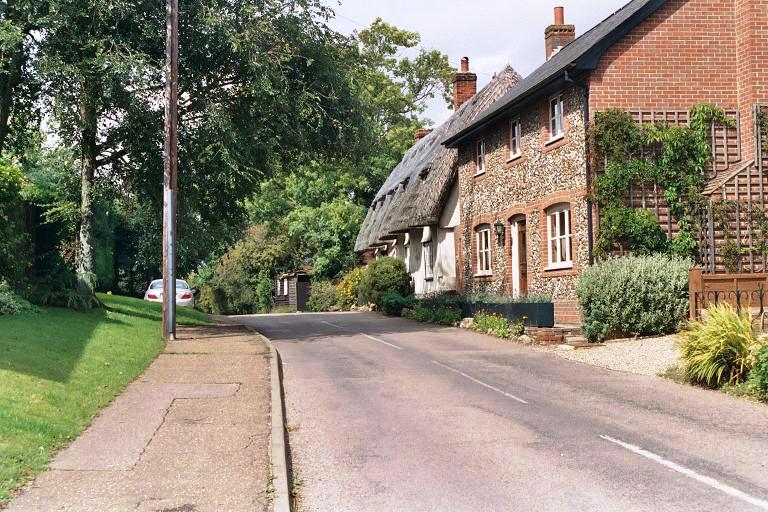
[247, 327, 292, 512]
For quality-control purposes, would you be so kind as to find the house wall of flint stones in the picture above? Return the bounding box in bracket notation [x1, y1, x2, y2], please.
[455, 86, 587, 324]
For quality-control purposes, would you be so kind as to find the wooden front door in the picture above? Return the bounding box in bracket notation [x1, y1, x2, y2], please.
[510, 217, 528, 297]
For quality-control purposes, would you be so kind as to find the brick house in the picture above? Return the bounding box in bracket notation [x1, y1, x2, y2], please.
[443, 0, 768, 325]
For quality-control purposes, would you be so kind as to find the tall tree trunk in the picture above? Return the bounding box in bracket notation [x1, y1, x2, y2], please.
[76, 80, 99, 296]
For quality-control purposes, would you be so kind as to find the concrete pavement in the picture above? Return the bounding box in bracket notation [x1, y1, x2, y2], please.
[6, 325, 272, 512]
[237, 312, 768, 512]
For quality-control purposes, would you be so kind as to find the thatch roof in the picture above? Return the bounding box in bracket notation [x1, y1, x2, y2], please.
[355, 66, 521, 252]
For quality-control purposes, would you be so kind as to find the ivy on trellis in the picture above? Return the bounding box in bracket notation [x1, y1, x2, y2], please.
[590, 104, 733, 260]
[713, 200, 768, 273]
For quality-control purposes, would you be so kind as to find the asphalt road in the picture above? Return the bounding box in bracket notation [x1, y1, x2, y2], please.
[236, 312, 768, 512]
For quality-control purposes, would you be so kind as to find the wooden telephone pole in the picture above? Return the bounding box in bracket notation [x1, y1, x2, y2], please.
[162, 0, 178, 341]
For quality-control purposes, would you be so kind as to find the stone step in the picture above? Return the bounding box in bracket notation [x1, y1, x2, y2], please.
[565, 335, 588, 344]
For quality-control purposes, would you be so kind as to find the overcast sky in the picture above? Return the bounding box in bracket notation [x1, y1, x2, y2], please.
[328, 0, 628, 125]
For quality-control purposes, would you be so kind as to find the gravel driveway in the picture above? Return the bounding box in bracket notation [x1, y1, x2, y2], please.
[552, 335, 682, 376]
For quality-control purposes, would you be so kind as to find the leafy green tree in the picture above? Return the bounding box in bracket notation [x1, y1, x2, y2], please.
[191, 225, 298, 314]
[0, 1, 47, 155]
[245, 18, 454, 283]
[0, 159, 27, 285]
[39, 0, 159, 297]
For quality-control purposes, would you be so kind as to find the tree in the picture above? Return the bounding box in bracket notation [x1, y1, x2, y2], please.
[39, 0, 159, 296]
[0, 1, 47, 155]
[243, 18, 453, 286]
[35, 0, 366, 297]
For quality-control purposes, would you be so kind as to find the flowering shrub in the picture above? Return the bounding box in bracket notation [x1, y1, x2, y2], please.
[337, 267, 362, 308]
[473, 311, 524, 339]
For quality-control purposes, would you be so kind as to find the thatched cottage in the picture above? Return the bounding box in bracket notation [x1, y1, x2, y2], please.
[354, 59, 521, 295]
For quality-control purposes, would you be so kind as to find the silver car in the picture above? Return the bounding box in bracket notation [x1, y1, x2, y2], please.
[143, 279, 195, 308]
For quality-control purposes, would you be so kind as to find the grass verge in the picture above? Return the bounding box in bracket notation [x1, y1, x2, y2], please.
[0, 293, 210, 505]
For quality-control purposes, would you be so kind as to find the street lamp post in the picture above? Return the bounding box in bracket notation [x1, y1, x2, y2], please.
[162, 0, 178, 341]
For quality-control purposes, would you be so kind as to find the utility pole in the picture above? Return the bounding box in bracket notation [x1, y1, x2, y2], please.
[162, 0, 178, 341]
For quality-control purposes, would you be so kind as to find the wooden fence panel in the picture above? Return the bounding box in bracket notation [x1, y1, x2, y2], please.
[689, 268, 768, 320]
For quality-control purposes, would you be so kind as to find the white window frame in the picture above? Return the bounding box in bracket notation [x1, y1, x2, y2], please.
[509, 118, 522, 159]
[475, 226, 492, 276]
[549, 93, 565, 141]
[423, 242, 434, 280]
[475, 139, 486, 175]
[282, 277, 289, 296]
[546, 204, 573, 270]
[276, 278, 282, 295]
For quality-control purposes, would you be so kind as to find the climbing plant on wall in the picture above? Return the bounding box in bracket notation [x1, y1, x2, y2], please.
[590, 105, 733, 260]
[712, 200, 768, 273]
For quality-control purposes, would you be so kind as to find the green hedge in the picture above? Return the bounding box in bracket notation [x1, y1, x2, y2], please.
[378, 291, 415, 316]
[359, 257, 411, 305]
[307, 280, 345, 312]
[405, 303, 461, 326]
[577, 255, 690, 341]
[0, 281, 38, 316]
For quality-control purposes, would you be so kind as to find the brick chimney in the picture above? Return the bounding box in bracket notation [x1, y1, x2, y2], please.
[545, 6, 575, 60]
[414, 128, 433, 143]
[452, 57, 477, 111]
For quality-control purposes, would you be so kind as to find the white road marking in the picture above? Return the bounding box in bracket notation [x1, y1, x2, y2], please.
[431, 361, 529, 404]
[361, 333, 403, 350]
[320, 320, 343, 329]
[600, 435, 768, 511]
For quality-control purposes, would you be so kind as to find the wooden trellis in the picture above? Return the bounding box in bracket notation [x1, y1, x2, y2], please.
[698, 105, 768, 274]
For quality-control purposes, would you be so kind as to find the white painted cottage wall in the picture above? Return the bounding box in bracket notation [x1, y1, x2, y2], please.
[407, 182, 459, 296]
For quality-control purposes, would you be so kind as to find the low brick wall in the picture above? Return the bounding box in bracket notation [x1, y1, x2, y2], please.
[554, 300, 582, 325]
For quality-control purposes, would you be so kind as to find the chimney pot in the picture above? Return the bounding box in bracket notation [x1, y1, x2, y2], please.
[414, 128, 433, 143]
[452, 57, 477, 111]
[554, 6, 564, 25]
[545, 6, 575, 60]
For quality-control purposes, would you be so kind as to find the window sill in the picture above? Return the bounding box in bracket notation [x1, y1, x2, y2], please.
[545, 263, 573, 271]
[474, 171, 486, 178]
[425, 277, 434, 282]
[507, 153, 522, 163]
[545, 134, 565, 146]
[474, 273, 493, 279]
[542, 265, 578, 278]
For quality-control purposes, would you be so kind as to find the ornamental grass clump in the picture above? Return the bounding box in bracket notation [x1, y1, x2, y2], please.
[680, 303, 761, 388]
[576, 255, 690, 341]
